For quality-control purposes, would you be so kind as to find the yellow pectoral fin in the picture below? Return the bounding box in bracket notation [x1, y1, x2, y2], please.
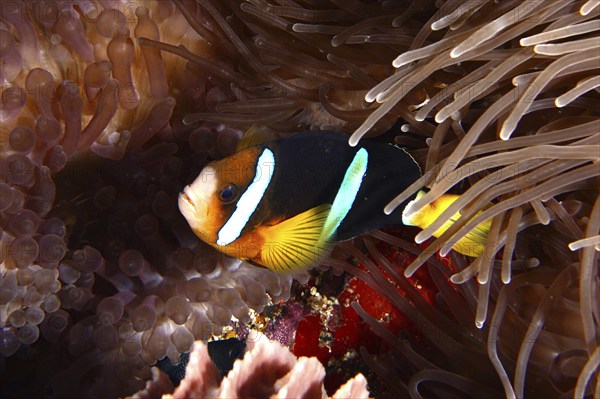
[403, 192, 492, 258]
[259, 204, 334, 273]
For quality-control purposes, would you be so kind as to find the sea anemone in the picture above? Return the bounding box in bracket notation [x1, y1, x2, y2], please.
[350, 1, 600, 396]
[1, 1, 598, 398]
[1, 1, 302, 397]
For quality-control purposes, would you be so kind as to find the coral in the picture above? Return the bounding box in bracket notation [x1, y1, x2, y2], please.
[131, 331, 369, 399]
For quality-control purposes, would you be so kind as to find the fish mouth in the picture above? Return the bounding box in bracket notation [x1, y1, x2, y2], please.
[179, 185, 209, 218]
[178, 186, 197, 221]
[180, 189, 193, 206]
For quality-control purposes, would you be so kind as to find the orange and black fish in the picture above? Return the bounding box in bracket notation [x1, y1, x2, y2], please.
[179, 131, 490, 272]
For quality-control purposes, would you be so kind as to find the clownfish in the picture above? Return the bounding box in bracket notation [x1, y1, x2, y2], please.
[179, 131, 490, 273]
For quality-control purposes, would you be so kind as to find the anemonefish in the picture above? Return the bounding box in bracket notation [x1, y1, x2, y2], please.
[179, 131, 490, 273]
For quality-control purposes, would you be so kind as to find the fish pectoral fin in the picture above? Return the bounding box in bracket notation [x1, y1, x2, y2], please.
[259, 204, 334, 272]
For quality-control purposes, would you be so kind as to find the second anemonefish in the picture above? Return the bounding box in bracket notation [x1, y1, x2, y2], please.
[179, 131, 490, 273]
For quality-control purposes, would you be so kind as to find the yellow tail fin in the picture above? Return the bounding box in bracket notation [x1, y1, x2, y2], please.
[402, 191, 492, 257]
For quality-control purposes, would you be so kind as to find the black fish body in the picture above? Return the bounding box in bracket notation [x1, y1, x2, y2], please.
[261, 132, 421, 240]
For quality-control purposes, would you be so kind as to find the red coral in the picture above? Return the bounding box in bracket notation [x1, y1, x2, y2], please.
[293, 315, 331, 364]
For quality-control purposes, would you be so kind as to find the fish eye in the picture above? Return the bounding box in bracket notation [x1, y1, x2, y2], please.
[218, 184, 238, 204]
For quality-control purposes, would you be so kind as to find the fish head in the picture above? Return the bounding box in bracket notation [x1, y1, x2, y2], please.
[178, 147, 267, 246]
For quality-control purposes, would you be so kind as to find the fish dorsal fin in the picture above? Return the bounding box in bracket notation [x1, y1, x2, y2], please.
[259, 204, 334, 272]
[236, 125, 278, 152]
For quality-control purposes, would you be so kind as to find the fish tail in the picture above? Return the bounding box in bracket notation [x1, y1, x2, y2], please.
[402, 191, 491, 257]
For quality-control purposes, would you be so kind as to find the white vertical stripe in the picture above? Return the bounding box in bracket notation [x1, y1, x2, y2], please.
[321, 148, 368, 241]
[217, 148, 275, 246]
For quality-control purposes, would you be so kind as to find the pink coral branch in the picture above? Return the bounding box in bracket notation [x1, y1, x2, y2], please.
[131, 332, 370, 399]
